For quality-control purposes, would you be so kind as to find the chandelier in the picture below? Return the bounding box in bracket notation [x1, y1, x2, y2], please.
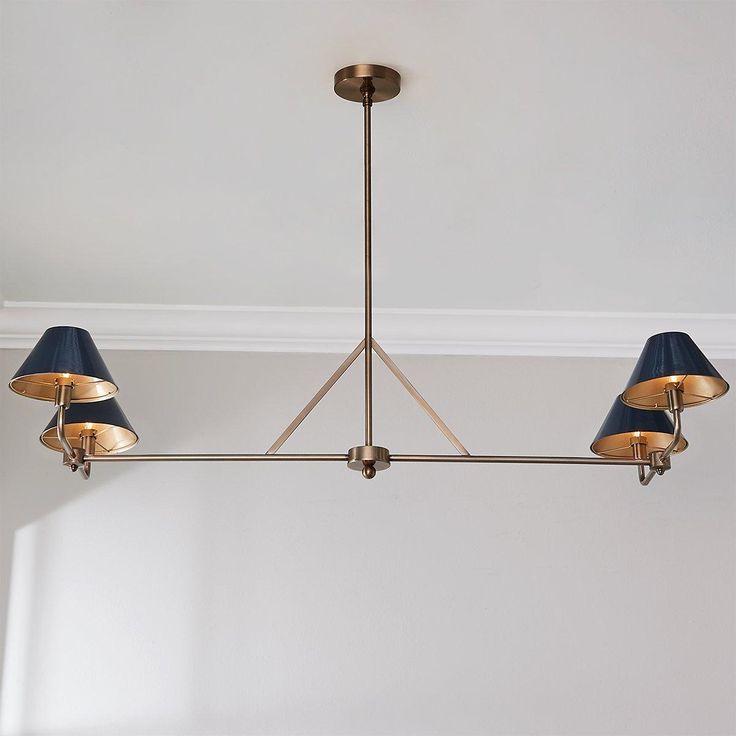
[8, 64, 730, 483]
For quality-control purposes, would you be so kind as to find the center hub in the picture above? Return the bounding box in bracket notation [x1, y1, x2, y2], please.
[347, 445, 391, 479]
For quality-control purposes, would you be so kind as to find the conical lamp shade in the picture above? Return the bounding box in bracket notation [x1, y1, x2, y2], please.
[9, 326, 118, 402]
[41, 398, 138, 454]
[591, 396, 687, 458]
[622, 332, 728, 409]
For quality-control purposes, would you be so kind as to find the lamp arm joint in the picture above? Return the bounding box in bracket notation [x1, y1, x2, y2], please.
[638, 464, 656, 486]
[639, 387, 683, 485]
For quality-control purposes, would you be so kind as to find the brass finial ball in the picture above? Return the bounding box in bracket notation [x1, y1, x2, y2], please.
[362, 462, 377, 479]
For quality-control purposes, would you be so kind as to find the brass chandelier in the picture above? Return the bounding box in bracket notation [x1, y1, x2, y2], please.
[8, 64, 730, 483]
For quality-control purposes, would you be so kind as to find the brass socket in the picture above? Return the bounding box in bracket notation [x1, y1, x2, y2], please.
[54, 382, 73, 408]
[665, 384, 685, 413]
[631, 439, 648, 461]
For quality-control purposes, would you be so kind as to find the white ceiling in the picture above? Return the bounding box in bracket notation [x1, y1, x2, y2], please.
[1, 1, 734, 314]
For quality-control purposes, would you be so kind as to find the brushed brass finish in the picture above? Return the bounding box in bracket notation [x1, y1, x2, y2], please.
[81, 430, 97, 453]
[372, 340, 469, 455]
[79, 431, 96, 479]
[632, 441, 647, 464]
[390, 455, 648, 466]
[622, 374, 728, 409]
[665, 383, 684, 413]
[46, 385, 137, 458]
[54, 404, 76, 459]
[85, 452, 648, 467]
[591, 431, 687, 459]
[42, 418, 139, 455]
[10, 373, 117, 402]
[363, 84, 374, 445]
[55, 382, 73, 409]
[347, 445, 391, 475]
[648, 450, 672, 473]
[88, 454, 349, 462]
[334, 64, 401, 103]
[659, 390, 683, 463]
[629, 387, 685, 484]
[267, 340, 365, 454]
[633, 441, 656, 486]
[597, 386, 687, 484]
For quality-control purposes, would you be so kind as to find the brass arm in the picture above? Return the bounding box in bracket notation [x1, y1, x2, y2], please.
[53, 383, 77, 462]
[638, 386, 684, 486]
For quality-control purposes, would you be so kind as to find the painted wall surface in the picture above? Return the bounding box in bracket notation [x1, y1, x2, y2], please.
[1, 349, 734, 735]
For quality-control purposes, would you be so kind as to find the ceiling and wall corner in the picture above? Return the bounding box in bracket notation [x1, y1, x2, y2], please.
[0, 0, 734, 336]
[1, 301, 735, 357]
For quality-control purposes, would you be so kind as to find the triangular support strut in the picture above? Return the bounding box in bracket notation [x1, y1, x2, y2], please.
[266, 339, 469, 456]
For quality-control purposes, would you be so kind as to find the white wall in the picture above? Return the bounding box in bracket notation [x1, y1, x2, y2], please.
[1, 349, 734, 735]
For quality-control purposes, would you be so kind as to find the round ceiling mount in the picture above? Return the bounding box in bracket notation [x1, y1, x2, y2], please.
[334, 64, 401, 103]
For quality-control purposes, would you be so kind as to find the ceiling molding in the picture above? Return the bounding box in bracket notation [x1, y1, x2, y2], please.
[1, 301, 734, 358]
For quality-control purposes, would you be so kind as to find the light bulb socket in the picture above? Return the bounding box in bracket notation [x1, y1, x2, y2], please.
[665, 384, 684, 413]
[54, 383, 73, 409]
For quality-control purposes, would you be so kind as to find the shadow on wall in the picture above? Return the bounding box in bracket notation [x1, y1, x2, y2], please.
[0, 350, 96, 709]
[0, 350, 211, 733]
[1, 350, 735, 735]
[1, 465, 206, 734]
[0, 348, 369, 733]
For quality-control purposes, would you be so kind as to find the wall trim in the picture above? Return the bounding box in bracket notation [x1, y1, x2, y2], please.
[1, 300, 734, 358]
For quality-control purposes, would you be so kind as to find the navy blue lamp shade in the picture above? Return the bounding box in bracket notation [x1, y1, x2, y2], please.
[591, 396, 687, 458]
[41, 398, 138, 454]
[9, 326, 118, 402]
[622, 332, 729, 409]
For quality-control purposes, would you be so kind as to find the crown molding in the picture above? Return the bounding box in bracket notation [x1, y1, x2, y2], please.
[0, 301, 734, 358]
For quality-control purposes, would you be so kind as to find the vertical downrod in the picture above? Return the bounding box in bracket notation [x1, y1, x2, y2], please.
[362, 79, 374, 446]
[334, 64, 401, 478]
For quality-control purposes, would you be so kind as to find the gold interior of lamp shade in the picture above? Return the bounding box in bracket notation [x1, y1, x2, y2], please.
[591, 431, 688, 459]
[41, 422, 138, 455]
[10, 374, 118, 402]
[622, 375, 729, 409]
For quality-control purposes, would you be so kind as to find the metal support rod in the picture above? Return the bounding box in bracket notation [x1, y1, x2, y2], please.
[637, 406, 681, 486]
[638, 464, 655, 486]
[661, 408, 682, 462]
[55, 404, 76, 460]
[267, 340, 365, 454]
[390, 455, 647, 466]
[78, 433, 95, 479]
[661, 386, 684, 462]
[632, 440, 655, 486]
[638, 387, 684, 485]
[87, 454, 349, 463]
[372, 340, 470, 455]
[362, 80, 374, 446]
[84, 453, 644, 467]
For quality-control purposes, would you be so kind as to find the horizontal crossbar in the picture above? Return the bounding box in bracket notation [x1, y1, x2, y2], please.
[86, 453, 645, 466]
